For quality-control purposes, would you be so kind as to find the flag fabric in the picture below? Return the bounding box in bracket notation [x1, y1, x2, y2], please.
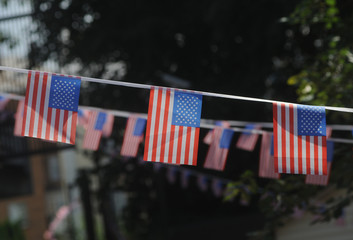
[305, 141, 334, 186]
[14, 100, 25, 136]
[273, 103, 327, 175]
[236, 124, 261, 151]
[77, 109, 90, 128]
[197, 175, 208, 192]
[0, 96, 9, 110]
[121, 115, 146, 157]
[166, 167, 177, 184]
[258, 132, 280, 179]
[203, 121, 230, 144]
[211, 179, 224, 197]
[102, 113, 114, 137]
[22, 71, 81, 144]
[144, 87, 203, 165]
[82, 111, 106, 150]
[326, 126, 332, 138]
[181, 170, 191, 189]
[204, 127, 234, 171]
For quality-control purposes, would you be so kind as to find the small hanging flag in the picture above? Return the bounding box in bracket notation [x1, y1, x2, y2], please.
[204, 127, 234, 171]
[181, 170, 191, 189]
[22, 71, 81, 144]
[273, 103, 327, 175]
[144, 87, 203, 165]
[121, 115, 146, 157]
[211, 178, 224, 197]
[0, 95, 9, 110]
[197, 175, 208, 192]
[305, 141, 334, 186]
[102, 114, 114, 137]
[77, 109, 90, 128]
[258, 132, 280, 179]
[14, 100, 25, 136]
[203, 121, 230, 145]
[166, 167, 178, 184]
[82, 111, 106, 150]
[236, 124, 261, 151]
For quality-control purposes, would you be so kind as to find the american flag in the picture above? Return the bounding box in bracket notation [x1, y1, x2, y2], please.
[144, 87, 203, 165]
[273, 103, 327, 175]
[204, 127, 234, 171]
[203, 121, 230, 144]
[236, 124, 261, 151]
[102, 114, 114, 137]
[121, 115, 146, 157]
[77, 109, 90, 128]
[82, 111, 106, 150]
[211, 178, 224, 197]
[197, 175, 208, 192]
[258, 132, 280, 179]
[0, 96, 9, 110]
[305, 141, 334, 185]
[22, 71, 81, 144]
[14, 100, 25, 136]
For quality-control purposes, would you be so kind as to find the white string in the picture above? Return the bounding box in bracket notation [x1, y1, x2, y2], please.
[1, 65, 353, 113]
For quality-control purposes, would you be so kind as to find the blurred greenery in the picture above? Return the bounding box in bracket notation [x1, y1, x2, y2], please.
[0, 220, 26, 240]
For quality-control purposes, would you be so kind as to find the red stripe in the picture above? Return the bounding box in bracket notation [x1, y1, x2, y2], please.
[160, 90, 170, 162]
[151, 89, 163, 162]
[176, 127, 183, 164]
[314, 136, 319, 175]
[53, 109, 60, 142]
[273, 103, 278, 173]
[46, 108, 53, 140]
[192, 128, 200, 166]
[144, 88, 155, 160]
[221, 149, 229, 170]
[289, 105, 294, 173]
[70, 112, 77, 144]
[36, 73, 46, 138]
[62, 110, 69, 142]
[184, 127, 192, 165]
[306, 136, 311, 174]
[298, 136, 303, 174]
[281, 104, 286, 173]
[322, 137, 327, 175]
[168, 125, 176, 164]
[28, 72, 40, 137]
[22, 71, 32, 136]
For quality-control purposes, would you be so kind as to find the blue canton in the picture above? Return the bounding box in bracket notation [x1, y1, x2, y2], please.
[297, 105, 326, 136]
[243, 124, 255, 136]
[49, 75, 81, 112]
[95, 112, 107, 130]
[133, 118, 147, 136]
[219, 129, 234, 149]
[172, 91, 202, 128]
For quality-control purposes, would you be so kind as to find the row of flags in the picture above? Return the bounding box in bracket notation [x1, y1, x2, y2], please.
[0, 71, 343, 181]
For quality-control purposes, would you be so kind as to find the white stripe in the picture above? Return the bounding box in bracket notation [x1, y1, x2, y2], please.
[302, 135, 306, 174]
[58, 109, 64, 142]
[147, 88, 159, 162]
[155, 88, 166, 162]
[164, 90, 174, 163]
[49, 109, 56, 141]
[24, 72, 36, 136]
[180, 127, 188, 164]
[172, 126, 179, 164]
[310, 136, 315, 175]
[285, 104, 290, 173]
[293, 105, 298, 174]
[318, 137, 323, 175]
[188, 128, 196, 165]
[41, 73, 51, 138]
[276, 104, 282, 173]
[66, 111, 73, 143]
[33, 72, 44, 137]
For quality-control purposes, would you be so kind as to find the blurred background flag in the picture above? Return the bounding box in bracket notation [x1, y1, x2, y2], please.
[273, 103, 327, 175]
[121, 115, 146, 157]
[259, 132, 280, 179]
[203, 121, 230, 144]
[197, 175, 208, 192]
[236, 124, 261, 151]
[22, 71, 81, 144]
[305, 141, 334, 186]
[13, 100, 25, 137]
[211, 178, 224, 197]
[77, 109, 90, 128]
[82, 111, 106, 150]
[102, 113, 114, 137]
[144, 87, 202, 165]
[204, 127, 234, 171]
